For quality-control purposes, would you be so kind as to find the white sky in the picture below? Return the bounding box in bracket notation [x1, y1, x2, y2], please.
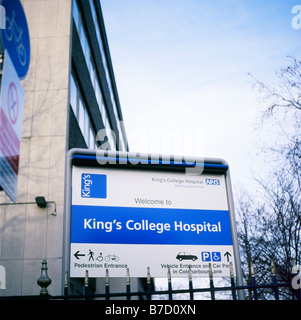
[101, 0, 300, 193]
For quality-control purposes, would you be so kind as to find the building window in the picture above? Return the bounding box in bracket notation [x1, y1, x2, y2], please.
[89, 0, 124, 151]
[70, 73, 78, 117]
[70, 73, 99, 150]
[78, 97, 85, 135]
[73, 0, 79, 31]
[72, 0, 121, 151]
[89, 127, 95, 149]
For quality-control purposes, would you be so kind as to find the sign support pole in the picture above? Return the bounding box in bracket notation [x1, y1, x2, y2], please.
[225, 170, 245, 300]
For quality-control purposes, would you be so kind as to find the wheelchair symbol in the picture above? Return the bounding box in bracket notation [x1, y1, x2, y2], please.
[212, 252, 221, 261]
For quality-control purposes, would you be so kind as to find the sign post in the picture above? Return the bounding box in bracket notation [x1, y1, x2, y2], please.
[64, 149, 244, 298]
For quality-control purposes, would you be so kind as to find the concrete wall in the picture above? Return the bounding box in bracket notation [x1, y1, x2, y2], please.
[0, 0, 72, 296]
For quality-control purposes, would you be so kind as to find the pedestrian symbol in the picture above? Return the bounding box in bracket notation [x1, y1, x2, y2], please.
[88, 249, 94, 261]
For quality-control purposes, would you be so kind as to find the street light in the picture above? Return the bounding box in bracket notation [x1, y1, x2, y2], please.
[0, 197, 57, 216]
[35, 196, 47, 208]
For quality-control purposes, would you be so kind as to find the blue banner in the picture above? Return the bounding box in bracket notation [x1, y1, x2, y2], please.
[1, 0, 31, 79]
[71, 205, 233, 246]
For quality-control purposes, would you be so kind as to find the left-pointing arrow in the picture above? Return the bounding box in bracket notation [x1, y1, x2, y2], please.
[74, 251, 85, 260]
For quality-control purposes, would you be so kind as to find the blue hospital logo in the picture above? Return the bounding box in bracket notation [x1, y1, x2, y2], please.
[205, 179, 220, 186]
[81, 173, 107, 199]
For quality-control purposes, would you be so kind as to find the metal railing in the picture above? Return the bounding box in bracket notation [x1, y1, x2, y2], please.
[61, 262, 300, 301]
[0, 260, 300, 300]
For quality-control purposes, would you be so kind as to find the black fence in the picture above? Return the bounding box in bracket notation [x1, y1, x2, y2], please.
[62, 262, 301, 301]
[1, 260, 300, 301]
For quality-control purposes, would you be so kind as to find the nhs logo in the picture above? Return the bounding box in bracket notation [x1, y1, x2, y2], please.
[81, 174, 107, 198]
[205, 178, 220, 186]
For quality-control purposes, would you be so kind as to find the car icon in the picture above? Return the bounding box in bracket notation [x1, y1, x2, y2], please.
[176, 252, 198, 261]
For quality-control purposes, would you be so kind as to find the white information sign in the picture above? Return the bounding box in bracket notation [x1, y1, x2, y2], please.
[69, 158, 237, 278]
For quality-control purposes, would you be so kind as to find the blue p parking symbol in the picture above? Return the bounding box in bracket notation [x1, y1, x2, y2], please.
[201, 252, 211, 261]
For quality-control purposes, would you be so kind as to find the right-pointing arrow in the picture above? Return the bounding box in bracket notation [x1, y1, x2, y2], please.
[224, 251, 232, 262]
